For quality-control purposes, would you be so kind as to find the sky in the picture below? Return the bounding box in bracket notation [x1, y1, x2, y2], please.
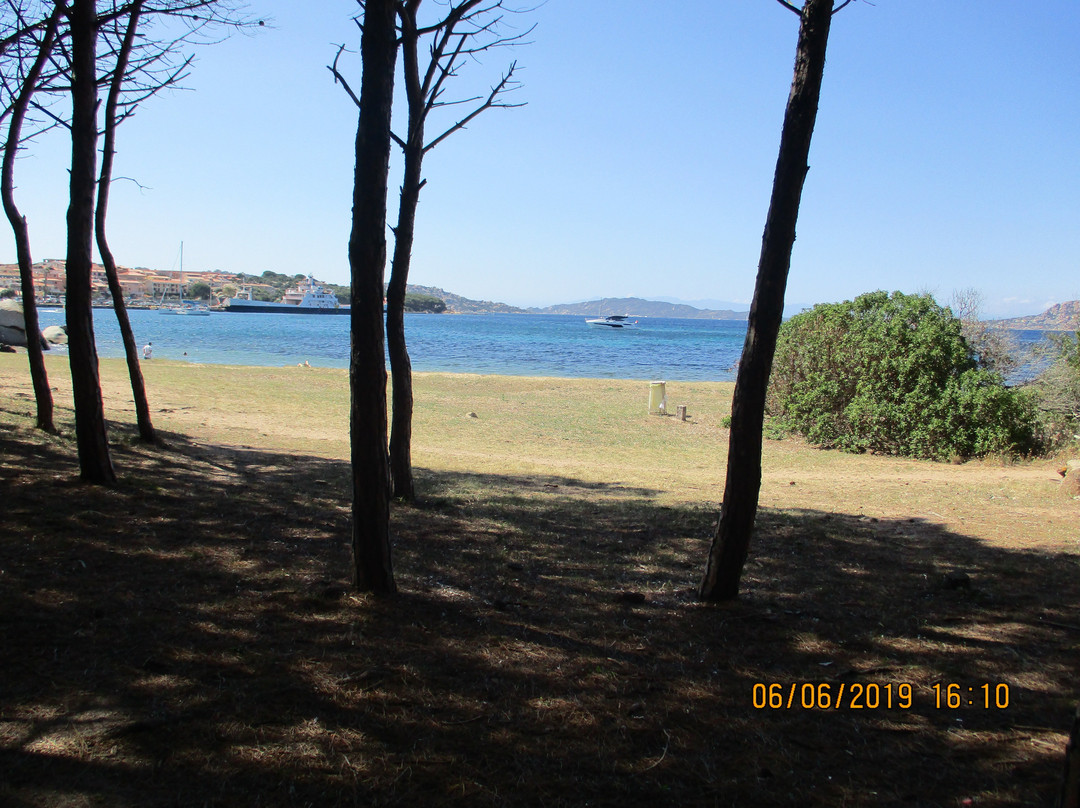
[2, 0, 1078, 318]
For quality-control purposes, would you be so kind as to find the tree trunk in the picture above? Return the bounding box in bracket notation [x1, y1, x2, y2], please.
[348, 0, 398, 594]
[1061, 707, 1080, 808]
[1, 4, 61, 433]
[65, 0, 116, 486]
[96, 0, 155, 444]
[700, 0, 834, 601]
[387, 143, 424, 502]
[385, 5, 425, 503]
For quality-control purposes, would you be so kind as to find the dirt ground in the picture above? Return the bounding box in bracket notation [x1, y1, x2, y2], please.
[2, 361, 1080, 807]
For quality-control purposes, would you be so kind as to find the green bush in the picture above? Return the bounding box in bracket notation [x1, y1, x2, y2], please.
[1029, 330, 1080, 449]
[766, 290, 1043, 461]
[186, 281, 212, 300]
[403, 293, 446, 313]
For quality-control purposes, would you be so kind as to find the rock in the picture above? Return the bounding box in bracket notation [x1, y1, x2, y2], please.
[42, 325, 68, 345]
[1063, 462, 1080, 496]
[0, 299, 27, 346]
[0, 299, 49, 349]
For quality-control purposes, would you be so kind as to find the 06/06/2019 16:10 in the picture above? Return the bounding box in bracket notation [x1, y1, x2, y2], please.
[751, 682, 1011, 711]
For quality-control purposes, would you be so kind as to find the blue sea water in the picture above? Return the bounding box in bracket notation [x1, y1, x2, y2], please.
[33, 309, 750, 382]
[32, 308, 1059, 383]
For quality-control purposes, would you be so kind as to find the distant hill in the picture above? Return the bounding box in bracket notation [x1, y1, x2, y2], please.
[992, 301, 1080, 330]
[530, 298, 748, 320]
[405, 284, 528, 314]
[403, 287, 748, 319]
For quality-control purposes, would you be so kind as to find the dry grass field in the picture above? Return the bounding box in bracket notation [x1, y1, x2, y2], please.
[1, 353, 1078, 807]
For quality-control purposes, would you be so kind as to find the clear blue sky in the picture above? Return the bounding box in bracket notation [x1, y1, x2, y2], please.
[3, 0, 1078, 317]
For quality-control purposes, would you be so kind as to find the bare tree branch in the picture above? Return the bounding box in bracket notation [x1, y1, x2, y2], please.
[327, 43, 362, 108]
[425, 59, 521, 152]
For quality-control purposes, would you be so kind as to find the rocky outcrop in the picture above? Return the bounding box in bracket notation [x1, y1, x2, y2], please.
[995, 301, 1080, 331]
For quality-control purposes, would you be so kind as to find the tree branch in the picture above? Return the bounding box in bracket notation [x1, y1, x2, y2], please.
[424, 60, 522, 152]
[327, 43, 362, 108]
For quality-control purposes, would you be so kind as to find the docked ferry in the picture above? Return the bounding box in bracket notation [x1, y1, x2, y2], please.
[221, 276, 349, 314]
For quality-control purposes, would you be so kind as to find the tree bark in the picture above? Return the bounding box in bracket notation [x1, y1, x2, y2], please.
[1, 4, 62, 434]
[349, 0, 398, 594]
[65, 0, 116, 486]
[1061, 706, 1080, 808]
[386, 144, 421, 501]
[700, 0, 834, 601]
[386, 4, 425, 503]
[96, 0, 155, 444]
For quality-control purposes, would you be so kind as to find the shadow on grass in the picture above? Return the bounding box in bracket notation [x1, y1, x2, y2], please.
[1, 420, 1078, 807]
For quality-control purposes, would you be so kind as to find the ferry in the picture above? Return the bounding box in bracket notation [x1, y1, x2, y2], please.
[221, 276, 349, 315]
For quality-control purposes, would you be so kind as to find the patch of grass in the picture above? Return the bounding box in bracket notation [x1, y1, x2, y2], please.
[1, 354, 1079, 806]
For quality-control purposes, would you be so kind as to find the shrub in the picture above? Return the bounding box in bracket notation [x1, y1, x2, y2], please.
[1029, 330, 1080, 449]
[186, 281, 212, 300]
[766, 290, 1043, 461]
[403, 293, 446, 313]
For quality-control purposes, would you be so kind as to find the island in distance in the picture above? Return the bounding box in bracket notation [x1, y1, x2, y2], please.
[406, 284, 750, 320]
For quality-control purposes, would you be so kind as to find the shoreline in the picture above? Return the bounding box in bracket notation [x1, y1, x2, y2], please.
[5, 350, 739, 384]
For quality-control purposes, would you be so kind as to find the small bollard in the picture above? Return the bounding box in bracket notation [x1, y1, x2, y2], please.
[648, 381, 667, 415]
[676, 405, 687, 421]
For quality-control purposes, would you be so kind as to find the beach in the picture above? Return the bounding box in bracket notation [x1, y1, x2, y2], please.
[2, 354, 1078, 806]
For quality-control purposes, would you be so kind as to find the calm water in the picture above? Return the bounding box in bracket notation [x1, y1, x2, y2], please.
[35, 309, 749, 382]
[34, 308, 1057, 383]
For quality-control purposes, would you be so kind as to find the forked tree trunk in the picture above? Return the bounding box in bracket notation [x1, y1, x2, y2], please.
[96, 0, 155, 444]
[386, 3, 425, 504]
[384, 0, 518, 503]
[65, 0, 116, 486]
[1, 5, 61, 433]
[700, 0, 834, 601]
[349, 0, 398, 593]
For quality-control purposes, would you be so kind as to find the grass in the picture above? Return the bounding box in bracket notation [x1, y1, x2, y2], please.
[1, 353, 1079, 806]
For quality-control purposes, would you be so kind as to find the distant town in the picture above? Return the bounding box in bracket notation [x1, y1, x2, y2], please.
[0, 259, 275, 306]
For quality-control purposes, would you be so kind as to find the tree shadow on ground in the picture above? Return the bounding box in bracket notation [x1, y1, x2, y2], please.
[1, 422, 1077, 807]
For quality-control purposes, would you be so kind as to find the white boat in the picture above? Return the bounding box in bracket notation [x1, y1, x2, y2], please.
[221, 275, 348, 315]
[159, 301, 209, 315]
[586, 314, 637, 329]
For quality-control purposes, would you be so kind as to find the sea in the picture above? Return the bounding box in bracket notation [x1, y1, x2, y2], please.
[33, 308, 749, 382]
[32, 308, 1057, 383]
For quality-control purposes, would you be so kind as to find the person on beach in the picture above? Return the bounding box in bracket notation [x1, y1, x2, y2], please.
[142, 342, 152, 360]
